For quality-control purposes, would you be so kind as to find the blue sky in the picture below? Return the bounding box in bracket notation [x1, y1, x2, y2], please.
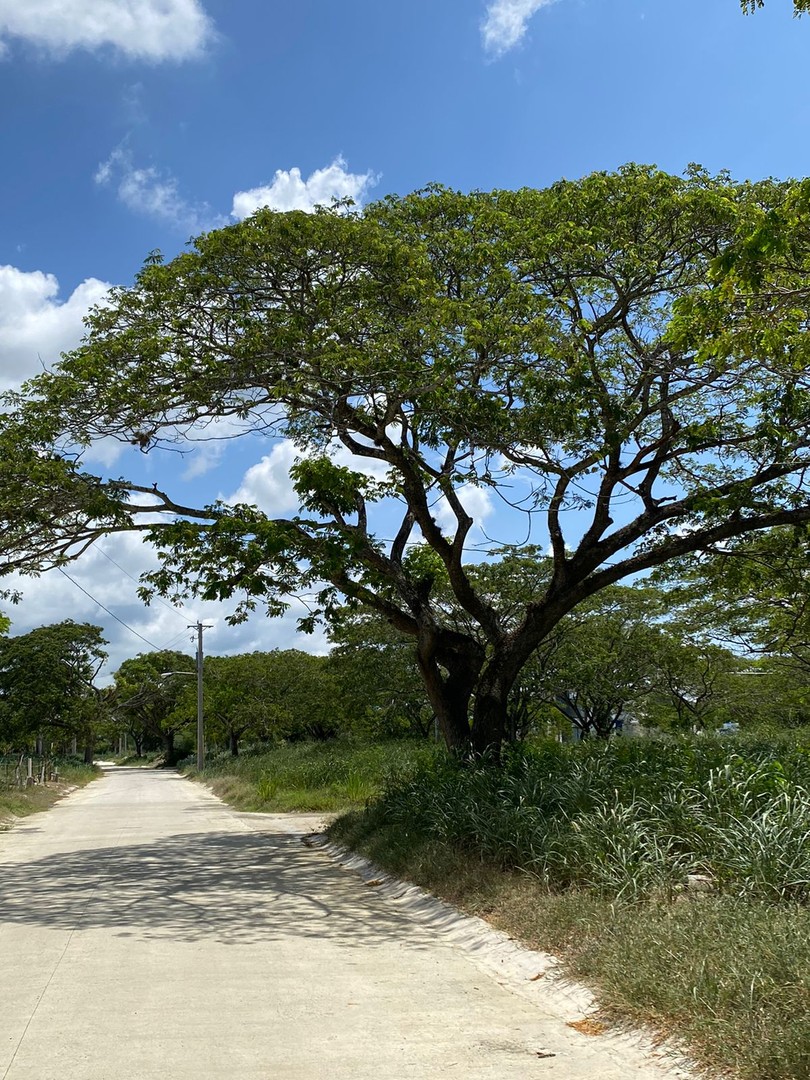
[0, 0, 808, 676]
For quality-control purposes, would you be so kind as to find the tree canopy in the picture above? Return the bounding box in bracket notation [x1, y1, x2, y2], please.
[0, 621, 107, 754]
[114, 650, 196, 763]
[197, 650, 340, 753]
[4, 166, 810, 752]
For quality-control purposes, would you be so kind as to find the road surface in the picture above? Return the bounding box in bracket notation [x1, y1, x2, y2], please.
[0, 767, 692, 1079]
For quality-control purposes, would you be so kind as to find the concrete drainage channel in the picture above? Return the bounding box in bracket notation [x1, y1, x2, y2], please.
[304, 832, 698, 1080]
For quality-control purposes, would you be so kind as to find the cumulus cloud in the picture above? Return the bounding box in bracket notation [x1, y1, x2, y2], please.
[434, 483, 495, 537]
[481, 0, 556, 57]
[226, 438, 393, 516]
[231, 157, 379, 220]
[0, 264, 110, 390]
[0, 0, 214, 62]
[227, 442, 301, 515]
[95, 145, 220, 235]
[95, 148, 377, 234]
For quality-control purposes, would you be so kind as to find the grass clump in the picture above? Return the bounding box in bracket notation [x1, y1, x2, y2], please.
[341, 735, 810, 902]
[183, 738, 437, 813]
[330, 734, 810, 1080]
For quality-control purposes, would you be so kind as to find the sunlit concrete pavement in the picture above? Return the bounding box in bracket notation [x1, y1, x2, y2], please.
[1, 768, 691, 1080]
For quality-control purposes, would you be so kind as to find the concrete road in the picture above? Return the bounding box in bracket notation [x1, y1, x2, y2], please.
[0, 768, 691, 1080]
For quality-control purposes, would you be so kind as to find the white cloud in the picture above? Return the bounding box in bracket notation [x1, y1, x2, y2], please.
[95, 148, 377, 234]
[0, 0, 214, 62]
[227, 442, 300, 515]
[95, 145, 220, 235]
[0, 265, 110, 390]
[231, 157, 379, 220]
[434, 483, 495, 538]
[481, 0, 556, 57]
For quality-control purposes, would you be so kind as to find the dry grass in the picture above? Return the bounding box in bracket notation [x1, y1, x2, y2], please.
[344, 833, 810, 1079]
[0, 761, 99, 829]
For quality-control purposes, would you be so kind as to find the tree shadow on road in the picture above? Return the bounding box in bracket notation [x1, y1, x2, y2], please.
[0, 827, 432, 948]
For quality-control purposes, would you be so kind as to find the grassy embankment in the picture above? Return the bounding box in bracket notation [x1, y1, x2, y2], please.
[186, 734, 810, 1080]
[183, 738, 436, 812]
[0, 756, 99, 828]
[333, 735, 810, 1080]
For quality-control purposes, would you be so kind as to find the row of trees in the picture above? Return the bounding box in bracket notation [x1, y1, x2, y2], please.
[6, 538, 810, 761]
[113, 648, 341, 760]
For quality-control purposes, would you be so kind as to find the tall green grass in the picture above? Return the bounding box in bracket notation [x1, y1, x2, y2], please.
[183, 739, 438, 812]
[330, 734, 810, 1080]
[348, 735, 810, 902]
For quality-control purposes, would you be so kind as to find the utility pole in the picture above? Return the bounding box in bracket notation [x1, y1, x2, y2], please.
[191, 621, 213, 770]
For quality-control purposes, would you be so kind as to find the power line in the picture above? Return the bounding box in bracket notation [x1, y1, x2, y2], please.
[95, 546, 189, 626]
[57, 567, 163, 651]
[159, 627, 196, 652]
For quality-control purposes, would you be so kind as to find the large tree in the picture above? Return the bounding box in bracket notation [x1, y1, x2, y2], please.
[4, 167, 810, 754]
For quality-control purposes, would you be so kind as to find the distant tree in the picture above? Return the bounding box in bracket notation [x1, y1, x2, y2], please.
[191, 649, 342, 750]
[539, 587, 664, 739]
[199, 652, 307, 755]
[8, 169, 810, 754]
[328, 613, 434, 738]
[737, 661, 810, 729]
[111, 701, 151, 759]
[0, 621, 107, 757]
[657, 529, 810, 666]
[644, 637, 741, 732]
[114, 650, 196, 763]
[195, 654, 263, 756]
[262, 651, 341, 741]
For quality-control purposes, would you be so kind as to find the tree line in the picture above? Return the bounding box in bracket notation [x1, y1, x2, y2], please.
[3, 542, 810, 760]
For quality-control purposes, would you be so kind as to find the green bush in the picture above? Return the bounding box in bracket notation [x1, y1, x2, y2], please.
[354, 735, 810, 902]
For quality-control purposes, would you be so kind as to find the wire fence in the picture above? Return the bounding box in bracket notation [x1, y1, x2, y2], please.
[0, 753, 63, 789]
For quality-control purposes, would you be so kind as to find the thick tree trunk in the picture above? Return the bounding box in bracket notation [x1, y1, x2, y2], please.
[470, 667, 515, 756]
[416, 632, 484, 754]
[421, 680, 471, 751]
[163, 731, 175, 762]
[466, 643, 535, 756]
[229, 730, 239, 757]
